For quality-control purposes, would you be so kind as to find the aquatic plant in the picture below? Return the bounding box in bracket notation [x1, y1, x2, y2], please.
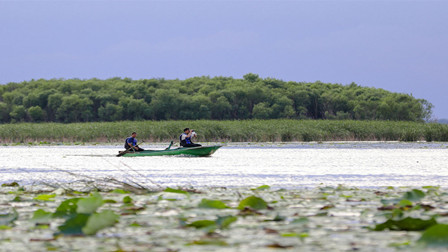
[1, 183, 448, 250]
[1, 120, 448, 143]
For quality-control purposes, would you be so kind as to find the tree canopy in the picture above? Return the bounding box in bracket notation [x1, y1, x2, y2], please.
[0, 74, 432, 123]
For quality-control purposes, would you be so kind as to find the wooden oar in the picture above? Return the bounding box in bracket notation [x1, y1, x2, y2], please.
[117, 145, 136, 157]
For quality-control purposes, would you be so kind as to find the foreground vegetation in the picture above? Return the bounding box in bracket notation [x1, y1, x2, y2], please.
[1, 120, 448, 143]
[2, 183, 448, 251]
[0, 75, 432, 123]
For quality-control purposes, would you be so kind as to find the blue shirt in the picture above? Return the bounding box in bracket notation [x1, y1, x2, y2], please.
[125, 137, 137, 148]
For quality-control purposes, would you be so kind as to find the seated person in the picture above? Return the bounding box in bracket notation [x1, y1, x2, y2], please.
[179, 128, 202, 147]
[124, 132, 144, 151]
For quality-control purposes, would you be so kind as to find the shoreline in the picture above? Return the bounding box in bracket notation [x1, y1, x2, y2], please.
[2, 140, 448, 147]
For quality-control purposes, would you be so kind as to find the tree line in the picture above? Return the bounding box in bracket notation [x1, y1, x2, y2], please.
[0, 74, 433, 123]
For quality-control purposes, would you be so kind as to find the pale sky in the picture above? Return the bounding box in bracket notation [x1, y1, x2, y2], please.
[1, 0, 447, 118]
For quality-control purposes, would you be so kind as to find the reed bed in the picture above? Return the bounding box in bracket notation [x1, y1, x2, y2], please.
[0, 120, 447, 143]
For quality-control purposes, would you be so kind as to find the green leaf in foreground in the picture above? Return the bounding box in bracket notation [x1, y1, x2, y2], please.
[123, 196, 133, 204]
[292, 217, 309, 224]
[187, 220, 216, 229]
[53, 198, 80, 219]
[398, 199, 413, 207]
[12, 196, 22, 202]
[238, 196, 268, 210]
[187, 216, 237, 231]
[111, 189, 130, 194]
[57, 214, 90, 235]
[164, 187, 189, 195]
[374, 217, 437, 231]
[198, 199, 229, 209]
[281, 232, 309, 240]
[1, 182, 19, 187]
[103, 199, 117, 204]
[252, 185, 270, 190]
[82, 210, 119, 235]
[33, 194, 56, 201]
[31, 209, 53, 223]
[419, 224, 448, 247]
[216, 216, 237, 229]
[403, 189, 425, 202]
[0, 209, 18, 225]
[188, 239, 228, 246]
[76, 193, 103, 214]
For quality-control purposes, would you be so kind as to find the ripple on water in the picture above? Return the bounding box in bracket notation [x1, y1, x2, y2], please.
[1, 143, 447, 188]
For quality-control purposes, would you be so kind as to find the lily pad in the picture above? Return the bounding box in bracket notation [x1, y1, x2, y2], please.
[57, 214, 90, 235]
[31, 209, 53, 224]
[398, 199, 413, 207]
[53, 198, 80, 219]
[0, 209, 18, 226]
[103, 199, 117, 204]
[34, 194, 56, 202]
[188, 239, 228, 246]
[291, 217, 309, 224]
[1, 182, 19, 187]
[238, 196, 268, 210]
[187, 220, 216, 229]
[111, 189, 130, 194]
[216, 216, 237, 229]
[252, 185, 270, 190]
[82, 210, 119, 235]
[122, 196, 133, 204]
[403, 189, 425, 202]
[164, 187, 189, 195]
[374, 217, 437, 231]
[77, 193, 103, 214]
[419, 224, 448, 247]
[198, 199, 229, 209]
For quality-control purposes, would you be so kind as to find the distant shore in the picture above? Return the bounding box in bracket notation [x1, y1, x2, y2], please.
[1, 120, 448, 144]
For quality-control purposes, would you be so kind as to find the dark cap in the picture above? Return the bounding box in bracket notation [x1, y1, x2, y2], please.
[183, 128, 189, 132]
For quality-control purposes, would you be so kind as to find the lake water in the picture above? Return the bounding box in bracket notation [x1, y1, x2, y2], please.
[1, 142, 448, 188]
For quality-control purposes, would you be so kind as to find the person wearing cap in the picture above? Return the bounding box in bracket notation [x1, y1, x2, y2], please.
[124, 132, 144, 151]
[179, 128, 201, 147]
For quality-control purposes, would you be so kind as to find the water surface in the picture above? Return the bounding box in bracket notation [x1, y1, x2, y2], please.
[1, 142, 447, 188]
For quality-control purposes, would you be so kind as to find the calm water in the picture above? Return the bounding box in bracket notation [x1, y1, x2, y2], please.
[1, 142, 448, 188]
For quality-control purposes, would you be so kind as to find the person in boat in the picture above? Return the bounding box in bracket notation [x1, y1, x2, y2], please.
[180, 128, 202, 147]
[124, 132, 144, 151]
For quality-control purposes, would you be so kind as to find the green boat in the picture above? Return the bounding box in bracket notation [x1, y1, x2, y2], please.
[118, 144, 222, 157]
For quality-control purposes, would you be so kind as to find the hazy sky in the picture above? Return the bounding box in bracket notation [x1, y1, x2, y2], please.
[1, 0, 447, 118]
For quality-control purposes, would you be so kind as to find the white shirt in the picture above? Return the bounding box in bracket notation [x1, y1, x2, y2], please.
[181, 132, 196, 140]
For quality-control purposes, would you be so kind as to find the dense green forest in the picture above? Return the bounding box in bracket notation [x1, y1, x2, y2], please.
[0, 74, 432, 123]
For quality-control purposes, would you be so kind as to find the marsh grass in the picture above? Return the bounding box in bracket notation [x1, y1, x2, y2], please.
[1, 120, 447, 143]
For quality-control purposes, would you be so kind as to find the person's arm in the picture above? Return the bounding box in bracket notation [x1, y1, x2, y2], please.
[134, 139, 140, 150]
[187, 130, 196, 138]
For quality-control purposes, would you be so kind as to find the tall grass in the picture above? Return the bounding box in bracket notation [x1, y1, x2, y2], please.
[0, 120, 447, 143]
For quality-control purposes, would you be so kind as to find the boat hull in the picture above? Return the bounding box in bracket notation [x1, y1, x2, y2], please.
[122, 145, 222, 157]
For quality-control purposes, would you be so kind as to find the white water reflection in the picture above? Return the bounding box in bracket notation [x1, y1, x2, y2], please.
[1, 142, 447, 188]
